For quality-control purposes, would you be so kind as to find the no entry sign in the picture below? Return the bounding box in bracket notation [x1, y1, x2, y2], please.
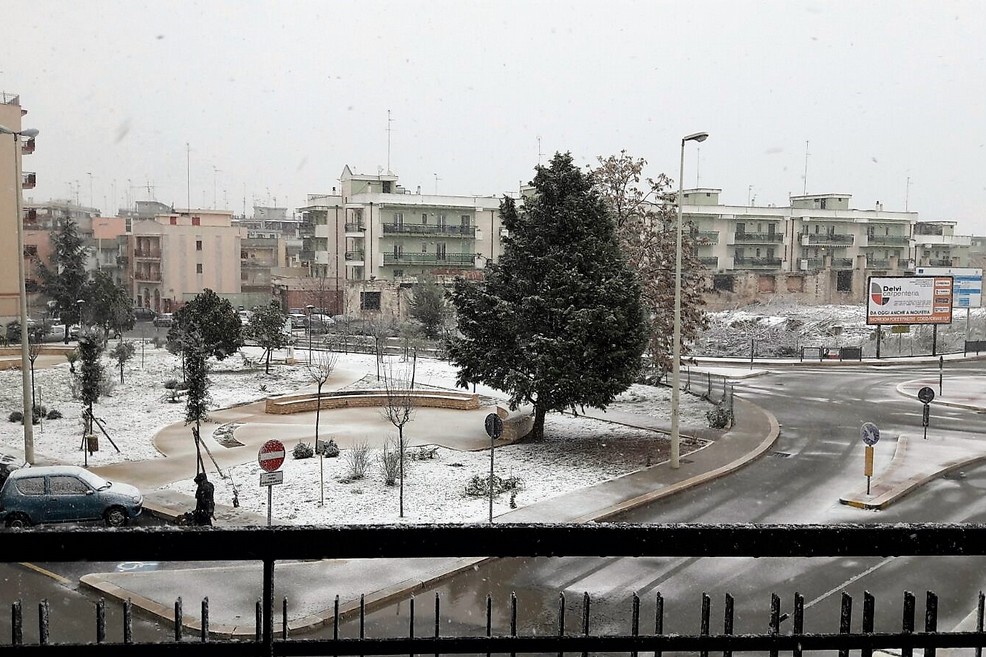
[258, 439, 286, 473]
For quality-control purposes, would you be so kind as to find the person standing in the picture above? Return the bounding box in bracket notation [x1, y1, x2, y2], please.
[193, 472, 215, 526]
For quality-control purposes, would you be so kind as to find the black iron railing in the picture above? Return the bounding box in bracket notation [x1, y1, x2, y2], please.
[4, 524, 986, 655]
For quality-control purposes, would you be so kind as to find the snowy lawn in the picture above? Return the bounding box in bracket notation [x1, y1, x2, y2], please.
[0, 343, 714, 525]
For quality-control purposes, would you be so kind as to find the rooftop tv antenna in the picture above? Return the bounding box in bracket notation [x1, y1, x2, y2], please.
[802, 140, 810, 195]
[386, 109, 395, 173]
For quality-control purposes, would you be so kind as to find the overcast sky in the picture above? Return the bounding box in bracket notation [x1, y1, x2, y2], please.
[2, 1, 984, 233]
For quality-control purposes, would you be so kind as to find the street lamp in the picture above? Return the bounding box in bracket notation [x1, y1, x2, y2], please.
[76, 298, 86, 334]
[671, 131, 709, 470]
[0, 125, 39, 464]
[305, 304, 315, 364]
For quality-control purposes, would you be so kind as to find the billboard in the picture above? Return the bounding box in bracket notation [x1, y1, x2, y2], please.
[866, 276, 954, 325]
[915, 267, 983, 308]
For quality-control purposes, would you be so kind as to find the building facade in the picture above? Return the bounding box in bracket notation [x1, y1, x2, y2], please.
[0, 93, 36, 324]
[299, 166, 505, 322]
[129, 209, 245, 312]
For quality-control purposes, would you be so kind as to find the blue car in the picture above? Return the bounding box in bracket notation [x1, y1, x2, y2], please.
[0, 466, 143, 528]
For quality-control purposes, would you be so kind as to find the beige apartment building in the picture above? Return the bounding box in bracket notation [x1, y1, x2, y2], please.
[0, 93, 36, 324]
[682, 189, 975, 306]
[299, 166, 503, 320]
[129, 209, 246, 313]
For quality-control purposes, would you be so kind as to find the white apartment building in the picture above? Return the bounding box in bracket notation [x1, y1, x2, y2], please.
[300, 166, 504, 318]
[682, 190, 974, 305]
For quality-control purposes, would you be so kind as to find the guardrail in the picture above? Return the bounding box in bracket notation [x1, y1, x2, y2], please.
[3, 524, 986, 655]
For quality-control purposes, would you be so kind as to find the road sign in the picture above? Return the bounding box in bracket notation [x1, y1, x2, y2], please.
[485, 413, 504, 440]
[918, 386, 935, 404]
[860, 422, 880, 446]
[922, 405, 930, 427]
[260, 471, 284, 487]
[258, 439, 286, 473]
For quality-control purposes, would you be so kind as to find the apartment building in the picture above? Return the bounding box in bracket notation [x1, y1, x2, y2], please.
[682, 189, 976, 306]
[299, 166, 503, 319]
[129, 209, 246, 313]
[0, 93, 36, 324]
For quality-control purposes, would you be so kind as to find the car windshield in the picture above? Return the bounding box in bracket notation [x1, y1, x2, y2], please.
[75, 469, 111, 491]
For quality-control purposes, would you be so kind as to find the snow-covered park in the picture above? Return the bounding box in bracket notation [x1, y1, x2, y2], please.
[0, 342, 714, 525]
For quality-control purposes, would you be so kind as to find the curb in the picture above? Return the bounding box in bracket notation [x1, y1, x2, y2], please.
[895, 380, 986, 413]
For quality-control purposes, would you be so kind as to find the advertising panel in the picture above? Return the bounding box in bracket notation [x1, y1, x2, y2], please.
[915, 267, 983, 308]
[866, 276, 954, 325]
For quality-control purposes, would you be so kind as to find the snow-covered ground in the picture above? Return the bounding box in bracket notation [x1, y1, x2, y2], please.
[0, 344, 713, 525]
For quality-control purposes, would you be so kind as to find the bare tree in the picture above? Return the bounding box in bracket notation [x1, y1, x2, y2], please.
[305, 348, 338, 454]
[380, 358, 415, 518]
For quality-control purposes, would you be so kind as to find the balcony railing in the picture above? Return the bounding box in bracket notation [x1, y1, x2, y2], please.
[925, 259, 955, 267]
[21, 172, 36, 189]
[3, 524, 986, 656]
[382, 223, 477, 238]
[134, 272, 162, 282]
[694, 231, 719, 245]
[344, 251, 364, 261]
[866, 235, 909, 246]
[133, 249, 161, 259]
[867, 259, 892, 269]
[832, 257, 854, 268]
[733, 231, 784, 243]
[804, 233, 855, 245]
[344, 223, 365, 233]
[383, 253, 475, 266]
[699, 256, 719, 267]
[21, 138, 35, 155]
[733, 256, 782, 268]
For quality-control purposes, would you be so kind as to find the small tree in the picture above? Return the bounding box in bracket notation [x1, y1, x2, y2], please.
[109, 340, 136, 384]
[168, 289, 243, 361]
[83, 270, 136, 338]
[380, 359, 415, 518]
[36, 217, 89, 344]
[408, 275, 449, 340]
[304, 348, 338, 456]
[245, 300, 290, 374]
[27, 324, 49, 411]
[183, 330, 211, 475]
[77, 331, 105, 440]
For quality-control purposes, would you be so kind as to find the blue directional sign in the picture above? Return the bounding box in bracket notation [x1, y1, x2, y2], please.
[860, 422, 880, 446]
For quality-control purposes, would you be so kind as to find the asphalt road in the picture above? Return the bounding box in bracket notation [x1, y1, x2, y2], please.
[329, 362, 986, 640]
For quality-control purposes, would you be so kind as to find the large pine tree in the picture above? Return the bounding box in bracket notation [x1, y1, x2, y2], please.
[449, 153, 648, 441]
[36, 218, 89, 342]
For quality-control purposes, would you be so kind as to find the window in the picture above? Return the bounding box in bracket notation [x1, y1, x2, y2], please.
[196, 264, 203, 274]
[50, 476, 89, 495]
[394, 269, 404, 278]
[170, 217, 177, 225]
[192, 216, 201, 226]
[421, 243, 427, 252]
[836, 270, 853, 292]
[361, 291, 381, 311]
[461, 215, 470, 226]
[196, 240, 202, 251]
[436, 243, 447, 259]
[15, 477, 44, 496]
[393, 212, 404, 226]
[421, 213, 427, 223]
[23, 245, 37, 257]
[713, 274, 734, 292]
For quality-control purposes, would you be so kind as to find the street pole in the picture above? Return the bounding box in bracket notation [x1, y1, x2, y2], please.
[671, 132, 708, 469]
[306, 304, 314, 365]
[5, 129, 37, 463]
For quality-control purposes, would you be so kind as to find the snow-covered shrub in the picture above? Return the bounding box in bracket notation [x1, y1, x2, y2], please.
[464, 473, 522, 498]
[163, 378, 179, 389]
[379, 439, 402, 486]
[32, 405, 47, 419]
[410, 446, 438, 460]
[46, 409, 63, 420]
[99, 377, 116, 397]
[343, 441, 370, 481]
[316, 439, 339, 458]
[706, 403, 733, 429]
[8, 411, 22, 423]
[292, 441, 314, 459]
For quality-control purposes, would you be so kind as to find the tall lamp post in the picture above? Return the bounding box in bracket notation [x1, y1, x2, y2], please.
[1, 125, 39, 464]
[671, 131, 709, 469]
[305, 304, 315, 364]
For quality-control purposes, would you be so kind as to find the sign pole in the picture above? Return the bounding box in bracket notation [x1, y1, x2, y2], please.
[864, 445, 874, 495]
[267, 486, 273, 527]
[939, 355, 944, 396]
[875, 326, 881, 359]
[484, 413, 504, 524]
[489, 430, 494, 523]
[320, 450, 324, 507]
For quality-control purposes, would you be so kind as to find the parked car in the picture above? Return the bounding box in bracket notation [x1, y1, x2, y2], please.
[0, 465, 142, 528]
[133, 306, 157, 322]
[152, 313, 173, 328]
[289, 313, 307, 329]
[308, 313, 335, 333]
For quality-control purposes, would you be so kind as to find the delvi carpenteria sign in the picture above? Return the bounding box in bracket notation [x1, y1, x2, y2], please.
[866, 276, 954, 325]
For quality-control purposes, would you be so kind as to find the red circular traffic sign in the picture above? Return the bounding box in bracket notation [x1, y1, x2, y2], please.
[258, 439, 286, 473]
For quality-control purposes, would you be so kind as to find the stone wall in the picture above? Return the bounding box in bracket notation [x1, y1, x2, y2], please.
[265, 389, 480, 414]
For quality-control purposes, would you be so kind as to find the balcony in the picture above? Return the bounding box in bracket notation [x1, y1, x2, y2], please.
[694, 231, 719, 245]
[733, 256, 782, 269]
[699, 256, 719, 268]
[733, 231, 784, 243]
[134, 248, 161, 259]
[924, 259, 955, 267]
[832, 257, 854, 268]
[2, 524, 985, 656]
[865, 235, 909, 246]
[803, 233, 854, 246]
[21, 137, 35, 155]
[344, 250, 365, 262]
[867, 259, 892, 269]
[382, 223, 477, 238]
[383, 253, 476, 266]
[134, 271, 162, 283]
[21, 172, 36, 189]
[344, 223, 365, 234]
[116, 255, 129, 266]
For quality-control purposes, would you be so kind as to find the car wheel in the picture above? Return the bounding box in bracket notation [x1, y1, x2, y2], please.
[5, 513, 31, 529]
[104, 507, 128, 527]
